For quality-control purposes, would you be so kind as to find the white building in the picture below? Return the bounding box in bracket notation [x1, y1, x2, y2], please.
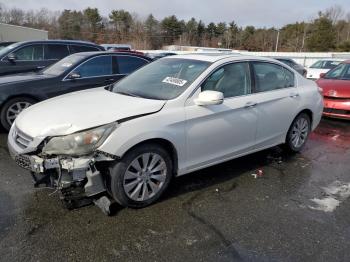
[0, 23, 48, 42]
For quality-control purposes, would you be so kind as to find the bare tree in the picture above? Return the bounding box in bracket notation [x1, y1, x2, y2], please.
[347, 12, 350, 41]
[9, 8, 25, 25]
[325, 5, 344, 25]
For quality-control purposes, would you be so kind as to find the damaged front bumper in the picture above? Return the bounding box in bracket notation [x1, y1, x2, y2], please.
[12, 153, 107, 196]
[8, 132, 115, 203]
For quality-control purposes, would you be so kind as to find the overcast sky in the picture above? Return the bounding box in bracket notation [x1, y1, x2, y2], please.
[2, 0, 350, 27]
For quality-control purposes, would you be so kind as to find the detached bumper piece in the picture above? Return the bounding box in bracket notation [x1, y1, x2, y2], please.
[14, 153, 115, 214]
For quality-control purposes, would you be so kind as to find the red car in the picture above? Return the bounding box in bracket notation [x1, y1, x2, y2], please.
[316, 60, 350, 120]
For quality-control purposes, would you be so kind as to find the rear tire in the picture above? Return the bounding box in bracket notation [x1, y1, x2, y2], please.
[284, 113, 311, 153]
[108, 143, 173, 208]
[0, 97, 36, 131]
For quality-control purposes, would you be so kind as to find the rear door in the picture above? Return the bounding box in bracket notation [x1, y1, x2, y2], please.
[53, 55, 114, 97]
[0, 44, 45, 75]
[44, 44, 70, 68]
[250, 61, 300, 149]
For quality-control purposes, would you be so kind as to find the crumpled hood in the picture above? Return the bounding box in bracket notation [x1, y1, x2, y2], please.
[15, 89, 166, 138]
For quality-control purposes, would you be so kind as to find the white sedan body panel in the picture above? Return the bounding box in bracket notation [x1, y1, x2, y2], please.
[250, 87, 300, 149]
[9, 54, 324, 178]
[184, 94, 257, 172]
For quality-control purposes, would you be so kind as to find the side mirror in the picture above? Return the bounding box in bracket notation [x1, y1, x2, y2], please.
[67, 72, 81, 80]
[7, 53, 17, 62]
[194, 90, 224, 106]
[319, 73, 326, 79]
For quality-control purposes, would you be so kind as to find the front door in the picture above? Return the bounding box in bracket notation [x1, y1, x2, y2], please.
[0, 44, 46, 75]
[185, 62, 258, 172]
[53, 55, 117, 97]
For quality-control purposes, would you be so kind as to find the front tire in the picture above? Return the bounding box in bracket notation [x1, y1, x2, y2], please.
[0, 97, 36, 131]
[108, 143, 173, 208]
[284, 113, 311, 153]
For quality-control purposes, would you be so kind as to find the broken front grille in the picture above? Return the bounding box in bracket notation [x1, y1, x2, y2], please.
[324, 96, 350, 101]
[324, 108, 350, 115]
[13, 127, 33, 149]
[14, 154, 32, 170]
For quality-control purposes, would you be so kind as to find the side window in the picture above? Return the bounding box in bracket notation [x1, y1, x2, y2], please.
[343, 64, 350, 80]
[116, 56, 148, 74]
[72, 56, 112, 78]
[283, 67, 295, 88]
[69, 45, 100, 54]
[202, 62, 251, 98]
[44, 44, 69, 60]
[253, 62, 295, 93]
[13, 45, 44, 61]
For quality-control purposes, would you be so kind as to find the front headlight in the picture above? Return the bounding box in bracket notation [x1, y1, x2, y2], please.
[42, 123, 116, 156]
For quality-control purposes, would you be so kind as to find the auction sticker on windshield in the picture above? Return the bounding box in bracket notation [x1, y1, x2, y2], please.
[162, 77, 187, 87]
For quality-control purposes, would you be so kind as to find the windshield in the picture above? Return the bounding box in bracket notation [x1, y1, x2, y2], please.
[310, 60, 341, 69]
[324, 63, 350, 80]
[0, 42, 21, 57]
[112, 58, 211, 100]
[42, 54, 84, 76]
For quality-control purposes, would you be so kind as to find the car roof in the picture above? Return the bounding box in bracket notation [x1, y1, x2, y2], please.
[273, 57, 294, 61]
[16, 40, 100, 46]
[313, 58, 345, 62]
[71, 51, 152, 60]
[166, 53, 279, 63]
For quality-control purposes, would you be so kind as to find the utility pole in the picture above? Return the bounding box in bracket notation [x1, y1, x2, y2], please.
[275, 30, 280, 52]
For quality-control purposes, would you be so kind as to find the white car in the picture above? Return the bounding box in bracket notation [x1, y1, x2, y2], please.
[306, 59, 344, 80]
[8, 54, 323, 213]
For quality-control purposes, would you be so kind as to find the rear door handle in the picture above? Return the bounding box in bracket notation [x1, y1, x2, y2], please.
[104, 78, 115, 82]
[244, 101, 257, 108]
[290, 92, 299, 98]
[36, 66, 45, 69]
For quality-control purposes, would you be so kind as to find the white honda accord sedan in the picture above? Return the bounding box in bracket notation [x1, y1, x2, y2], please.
[8, 54, 323, 212]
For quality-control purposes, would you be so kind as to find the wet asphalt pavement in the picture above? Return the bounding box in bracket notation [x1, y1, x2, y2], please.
[0, 118, 349, 262]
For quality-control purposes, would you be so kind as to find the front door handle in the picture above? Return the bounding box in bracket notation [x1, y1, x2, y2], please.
[244, 101, 257, 108]
[290, 92, 299, 98]
[104, 78, 115, 82]
[36, 66, 45, 69]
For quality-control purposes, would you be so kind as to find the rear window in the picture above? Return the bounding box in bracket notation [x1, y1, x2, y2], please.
[116, 56, 148, 74]
[45, 44, 69, 60]
[42, 54, 83, 76]
[69, 45, 100, 53]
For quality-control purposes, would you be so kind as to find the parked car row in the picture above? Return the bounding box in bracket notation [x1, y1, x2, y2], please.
[6, 53, 324, 213]
[0, 51, 152, 130]
[0, 39, 346, 214]
[316, 60, 350, 120]
[307, 59, 344, 80]
[0, 40, 104, 76]
[269, 57, 349, 120]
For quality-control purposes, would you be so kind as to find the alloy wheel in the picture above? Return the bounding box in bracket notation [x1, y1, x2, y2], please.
[291, 117, 309, 148]
[6, 102, 32, 126]
[123, 152, 167, 202]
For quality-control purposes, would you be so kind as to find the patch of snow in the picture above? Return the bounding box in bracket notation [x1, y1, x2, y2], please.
[309, 181, 350, 213]
[310, 197, 340, 212]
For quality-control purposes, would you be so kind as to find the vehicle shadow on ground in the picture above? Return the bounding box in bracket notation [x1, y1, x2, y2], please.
[108, 145, 296, 215]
